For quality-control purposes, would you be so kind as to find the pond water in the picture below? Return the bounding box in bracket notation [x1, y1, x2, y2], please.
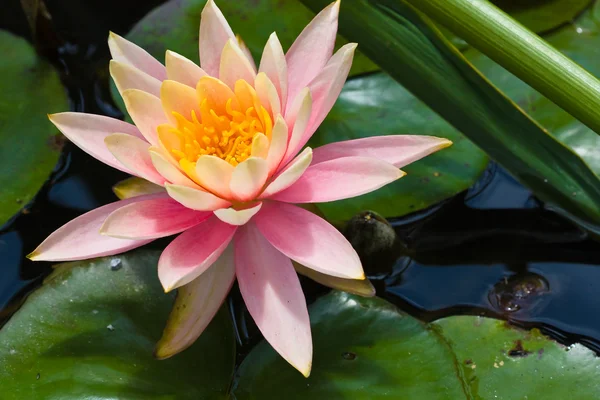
[2, 0, 600, 359]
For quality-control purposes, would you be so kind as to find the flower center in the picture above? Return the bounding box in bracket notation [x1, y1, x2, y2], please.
[160, 78, 273, 170]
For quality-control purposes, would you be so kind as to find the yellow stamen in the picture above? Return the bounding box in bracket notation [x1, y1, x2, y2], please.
[164, 78, 273, 169]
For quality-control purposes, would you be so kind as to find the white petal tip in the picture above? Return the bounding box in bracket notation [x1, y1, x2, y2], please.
[159, 275, 180, 294]
[153, 345, 173, 360]
[438, 138, 453, 149]
[298, 362, 312, 378]
[202, 0, 217, 13]
[397, 169, 407, 179]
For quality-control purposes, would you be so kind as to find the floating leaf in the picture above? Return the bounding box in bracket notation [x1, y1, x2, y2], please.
[0, 30, 68, 225]
[0, 250, 235, 399]
[433, 316, 600, 398]
[233, 291, 600, 399]
[233, 291, 467, 399]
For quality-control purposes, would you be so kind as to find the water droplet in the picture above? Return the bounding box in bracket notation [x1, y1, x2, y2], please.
[9, 349, 16, 355]
[110, 258, 122, 271]
[107, 324, 115, 331]
[342, 351, 357, 360]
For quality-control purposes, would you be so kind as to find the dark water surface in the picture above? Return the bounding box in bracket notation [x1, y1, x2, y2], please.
[2, 0, 600, 357]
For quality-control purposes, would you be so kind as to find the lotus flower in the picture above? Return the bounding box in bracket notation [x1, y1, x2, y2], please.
[29, 0, 451, 376]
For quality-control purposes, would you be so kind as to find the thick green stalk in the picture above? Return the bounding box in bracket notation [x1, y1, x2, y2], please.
[404, 0, 600, 135]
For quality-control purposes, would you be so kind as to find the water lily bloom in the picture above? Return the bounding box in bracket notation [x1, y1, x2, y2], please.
[29, 0, 451, 376]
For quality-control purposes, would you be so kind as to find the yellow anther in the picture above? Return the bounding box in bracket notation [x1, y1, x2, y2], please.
[163, 79, 270, 167]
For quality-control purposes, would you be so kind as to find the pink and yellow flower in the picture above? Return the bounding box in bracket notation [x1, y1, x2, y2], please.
[29, 0, 451, 376]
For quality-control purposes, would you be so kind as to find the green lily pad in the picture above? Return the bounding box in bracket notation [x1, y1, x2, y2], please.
[0, 250, 235, 399]
[126, 0, 376, 77]
[233, 291, 600, 399]
[433, 316, 600, 398]
[0, 30, 68, 226]
[308, 73, 489, 224]
[466, 1, 600, 180]
[232, 291, 467, 399]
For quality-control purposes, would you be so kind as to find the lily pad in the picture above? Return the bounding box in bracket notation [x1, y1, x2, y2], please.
[0, 250, 235, 399]
[233, 291, 467, 399]
[126, 0, 376, 77]
[308, 73, 489, 224]
[233, 291, 600, 399]
[466, 1, 600, 180]
[0, 30, 68, 226]
[433, 316, 600, 398]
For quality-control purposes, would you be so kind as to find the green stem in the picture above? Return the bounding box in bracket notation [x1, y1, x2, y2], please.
[403, 0, 600, 135]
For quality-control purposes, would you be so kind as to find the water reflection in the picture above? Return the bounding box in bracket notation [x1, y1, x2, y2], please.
[385, 165, 600, 353]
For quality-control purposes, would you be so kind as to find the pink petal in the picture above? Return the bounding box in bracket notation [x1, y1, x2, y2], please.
[301, 43, 355, 149]
[166, 184, 231, 211]
[259, 33, 287, 111]
[108, 32, 167, 81]
[195, 155, 234, 198]
[283, 88, 312, 165]
[113, 177, 165, 200]
[100, 197, 210, 239]
[272, 156, 405, 203]
[110, 60, 161, 98]
[255, 202, 364, 279]
[214, 203, 262, 226]
[294, 262, 375, 297]
[122, 89, 167, 146]
[261, 148, 312, 198]
[104, 133, 165, 185]
[27, 194, 165, 262]
[235, 223, 312, 377]
[255, 72, 281, 118]
[285, 0, 339, 112]
[236, 34, 257, 71]
[312, 135, 453, 167]
[266, 116, 288, 173]
[48, 112, 144, 174]
[165, 50, 207, 88]
[161, 80, 201, 126]
[155, 245, 235, 359]
[229, 157, 269, 201]
[199, 0, 235, 76]
[219, 39, 257, 89]
[149, 149, 200, 188]
[158, 216, 237, 291]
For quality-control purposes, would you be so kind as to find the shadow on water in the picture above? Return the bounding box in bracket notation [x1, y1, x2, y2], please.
[384, 165, 600, 354]
[3, 0, 600, 363]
